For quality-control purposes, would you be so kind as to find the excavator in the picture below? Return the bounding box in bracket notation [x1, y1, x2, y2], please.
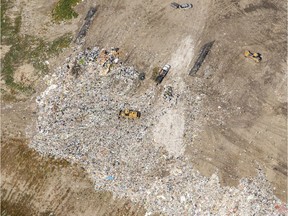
[244, 50, 262, 63]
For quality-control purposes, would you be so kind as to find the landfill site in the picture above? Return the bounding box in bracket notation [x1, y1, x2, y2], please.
[1, 0, 287, 215]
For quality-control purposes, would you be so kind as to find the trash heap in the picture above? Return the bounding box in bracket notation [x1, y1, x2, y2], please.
[163, 86, 174, 101]
[31, 47, 285, 215]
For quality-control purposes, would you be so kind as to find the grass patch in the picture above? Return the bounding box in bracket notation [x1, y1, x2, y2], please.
[1, 0, 21, 44]
[1, 33, 72, 89]
[29, 33, 73, 72]
[1, 93, 17, 102]
[151, 66, 160, 81]
[1, 0, 72, 93]
[78, 58, 85, 65]
[52, 0, 81, 22]
[49, 34, 72, 53]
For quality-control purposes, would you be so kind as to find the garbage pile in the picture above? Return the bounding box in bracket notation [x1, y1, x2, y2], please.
[163, 86, 174, 101]
[31, 47, 285, 215]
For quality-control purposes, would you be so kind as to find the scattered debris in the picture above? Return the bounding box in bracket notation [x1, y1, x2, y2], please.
[30, 47, 284, 216]
[106, 176, 115, 181]
[155, 64, 171, 85]
[189, 41, 214, 76]
[75, 7, 97, 44]
[70, 60, 81, 78]
[171, 2, 193, 9]
[244, 50, 262, 63]
[163, 86, 173, 101]
[96, 48, 121, 76]
[138, 72, 146, 80]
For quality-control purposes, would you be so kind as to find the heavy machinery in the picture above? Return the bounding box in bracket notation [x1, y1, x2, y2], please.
[155, 64, 171, 85]
[244, 50, 262, 63]
[119, 109, 141, 119]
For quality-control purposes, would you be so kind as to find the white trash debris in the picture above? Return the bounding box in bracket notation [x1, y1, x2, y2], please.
[30, 47, 285, 215]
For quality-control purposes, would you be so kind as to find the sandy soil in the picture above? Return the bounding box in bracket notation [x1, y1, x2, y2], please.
[13, 64, 38, 85]
[1, 138, 146, 216]
[152, 36, 195, 157]
[0, 45, 11, 60]
[184, 0, 287, 201]
[83, 0, 287, 201]
[1, 0, 287, 214]
[1, 98, 147, 215]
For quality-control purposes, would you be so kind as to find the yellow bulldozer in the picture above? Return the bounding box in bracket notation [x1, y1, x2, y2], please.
[119, 109, 141, 119]
[244, 50, 262, 63]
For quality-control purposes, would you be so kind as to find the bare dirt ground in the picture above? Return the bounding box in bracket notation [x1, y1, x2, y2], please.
[186, 0, 287, 200]
[1, 100, 147, 215]
[83, 0, 287, 201]
[1, 0, 287, 215]
[1, 138, 146, 216]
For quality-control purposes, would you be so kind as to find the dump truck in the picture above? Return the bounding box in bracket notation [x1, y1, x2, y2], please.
[119, 109, 141, 119]
[155, 64, 171, 85]
[244, 50, 262, 63]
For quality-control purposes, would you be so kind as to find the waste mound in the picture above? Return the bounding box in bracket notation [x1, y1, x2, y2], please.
[30, 47, 284, 215]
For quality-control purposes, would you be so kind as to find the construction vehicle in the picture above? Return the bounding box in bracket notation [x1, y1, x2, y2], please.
[155, 64, 171, 85]
[119, 109, 141, 119]
[244, 50, 262, 63]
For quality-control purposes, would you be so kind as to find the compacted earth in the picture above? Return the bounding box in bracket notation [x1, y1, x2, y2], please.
[1, 0, 287, 215]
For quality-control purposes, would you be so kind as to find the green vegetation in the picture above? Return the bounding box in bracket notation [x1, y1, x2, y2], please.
[1, 32, 72, 90]
[151, 66, 160, 80]
[27, 33, 72, 72]
[1, 0, 21, 44]
[52, 0, 81, 22]
[1, 92, 17, 102]
[1, 0, 73, 96]
[78, 58, 85, 65]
